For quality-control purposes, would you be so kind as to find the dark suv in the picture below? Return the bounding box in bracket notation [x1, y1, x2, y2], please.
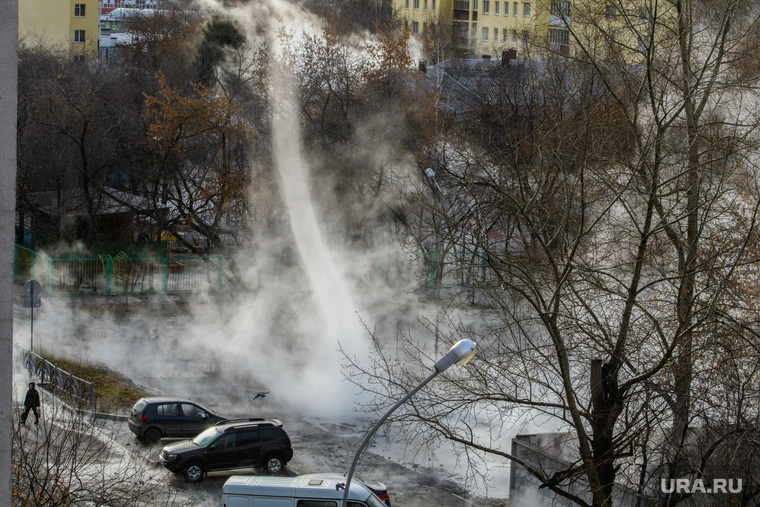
[159, 419, 293, 482]
[128, 397, 227, 442]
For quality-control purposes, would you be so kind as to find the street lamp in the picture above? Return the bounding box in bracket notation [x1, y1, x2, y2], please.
[340, 339, 477, 507]
[425, 167, 443, 193]
[425, 168, 443, 356]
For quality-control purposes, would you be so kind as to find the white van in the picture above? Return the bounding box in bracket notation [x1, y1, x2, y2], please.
[222, 475, 388, 507]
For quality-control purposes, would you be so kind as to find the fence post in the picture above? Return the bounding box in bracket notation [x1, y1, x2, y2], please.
[163, 257, 169, 292]
[105, 258, 112, 294]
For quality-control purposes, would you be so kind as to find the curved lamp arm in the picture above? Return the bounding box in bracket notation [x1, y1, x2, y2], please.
[340, 339, 476, 507]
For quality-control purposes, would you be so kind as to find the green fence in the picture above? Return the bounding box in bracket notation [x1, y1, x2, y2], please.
[14, 245, 224, 294]
[425, 250, 489, 287]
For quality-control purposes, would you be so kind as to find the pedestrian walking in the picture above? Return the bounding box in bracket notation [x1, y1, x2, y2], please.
[20, 382, 41, 425]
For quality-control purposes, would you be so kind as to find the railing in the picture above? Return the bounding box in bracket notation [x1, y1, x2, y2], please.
[14, 245, 225, 294]
[22, 348, 94, 408]
[15, 245, 500, 294]
[426, 250, 489, 288]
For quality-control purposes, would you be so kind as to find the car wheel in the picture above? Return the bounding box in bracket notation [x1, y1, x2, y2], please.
[144, 428, 162, 443]
[184, 462, 204, 483]
[264, 455, 284, 474]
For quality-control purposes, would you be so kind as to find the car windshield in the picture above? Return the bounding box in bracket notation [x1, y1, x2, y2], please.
[192, 427, 221, 446]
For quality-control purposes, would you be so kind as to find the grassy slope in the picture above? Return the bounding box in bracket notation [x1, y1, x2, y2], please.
[43, 354, 152, 413]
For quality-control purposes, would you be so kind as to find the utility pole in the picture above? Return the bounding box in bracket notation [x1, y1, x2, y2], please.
[0, 0, 18, 502]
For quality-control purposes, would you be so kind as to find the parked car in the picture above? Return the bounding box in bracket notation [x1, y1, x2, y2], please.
[298, 473, 391, 506]
[159, 418, 293, 482]
[128, 396, 227, 442]
[222, 475, 387, 507]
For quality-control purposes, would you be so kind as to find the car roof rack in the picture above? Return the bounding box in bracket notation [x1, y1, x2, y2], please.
[215, 418, 267, 426]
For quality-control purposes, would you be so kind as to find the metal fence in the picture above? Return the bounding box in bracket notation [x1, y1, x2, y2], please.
[14, 245, 498, 295]
[22, 348, 94, 408]
[14, 245, 224, 294]
[425, 250, 490, 287]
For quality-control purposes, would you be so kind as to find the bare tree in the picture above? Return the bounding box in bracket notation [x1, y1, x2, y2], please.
[12, 406, 177, 506]
[17, 52, 130, 248]
[348, 1, 760, 505]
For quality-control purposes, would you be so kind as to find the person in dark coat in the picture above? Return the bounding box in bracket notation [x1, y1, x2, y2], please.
[20, 382, 41, 425]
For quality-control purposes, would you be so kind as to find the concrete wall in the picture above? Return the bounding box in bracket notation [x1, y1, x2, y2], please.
[0, 0, 18, 502]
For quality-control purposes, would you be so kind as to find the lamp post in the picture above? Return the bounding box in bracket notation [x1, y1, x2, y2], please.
[425, 168, 443, 356]
[340, 339, 477, 507]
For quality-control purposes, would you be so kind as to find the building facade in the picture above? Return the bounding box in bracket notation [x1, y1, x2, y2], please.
[395, 0, 567, 57]
[19, 0, 100, 57]
[395, 0, 654, 61]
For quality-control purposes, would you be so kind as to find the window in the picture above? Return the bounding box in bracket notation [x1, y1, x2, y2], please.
[239, 430, 261, 444]
[215, 433, 237, 448]
[424, 0, 428, 9]
[639, 6, 650, 21]
[513, 2, 518, 16]
[74, 4, 85, 17]
[482, 27, 489, 40]
[157, 403, 178, 416]
[494, 27, 499, 40]
[261, 428, 280, 441]
[405, 0, 409, 8]
[512, 29, 518, 43]
[414, 0, 419, 9]
[523, 2, 530, 17]
[454, 0, 470, 9]
[483, 0, 490, 13]
[412, 21, 419, 34]
[503, 28, 509, 42]
[549, 28, 570, 45]
[521, 30, 530, 44]
[74, 30, 85, 43]
[432, 0, 436, 9]
[473, 0, 477, 10]
[495, 1, 499, 14]
[551, 1, 570, 17]
[181, 404, 206, 418]
[296, 502, 337, 507]
[605, 5, 617, 19]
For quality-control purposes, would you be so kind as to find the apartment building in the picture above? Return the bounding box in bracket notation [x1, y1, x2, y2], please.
[395, 0, 568, 57]
[19, 0, 100, 57]
[395, 0, 655, 60]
